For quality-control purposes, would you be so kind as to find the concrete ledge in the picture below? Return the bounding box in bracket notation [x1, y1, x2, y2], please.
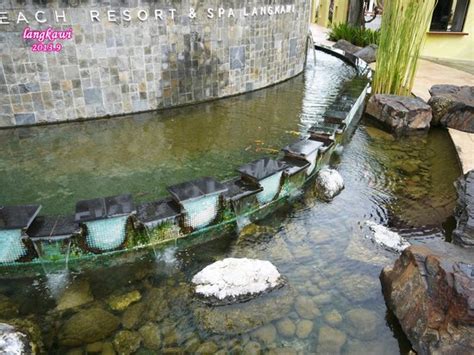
[448, 128, 474, 174]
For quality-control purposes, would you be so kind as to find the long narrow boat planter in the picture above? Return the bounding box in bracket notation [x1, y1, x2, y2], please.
[0, 48, 371, 278]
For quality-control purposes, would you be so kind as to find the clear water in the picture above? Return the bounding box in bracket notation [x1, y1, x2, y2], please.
[0, 52, 353, 216]
[0, 52, 461, 354]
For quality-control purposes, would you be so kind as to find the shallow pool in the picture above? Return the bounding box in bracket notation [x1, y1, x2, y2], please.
[0, 51, 354, 215]
[0, 52, 461, 354]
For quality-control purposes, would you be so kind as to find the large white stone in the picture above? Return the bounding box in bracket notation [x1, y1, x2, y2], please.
[365, 221, 410, 253]
[0, 324, 29, 355]
[316, 168, 344, 201]
[192, 258, 282, 300]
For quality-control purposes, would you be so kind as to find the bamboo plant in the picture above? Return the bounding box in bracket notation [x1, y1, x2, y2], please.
[373, 0, 436, 96]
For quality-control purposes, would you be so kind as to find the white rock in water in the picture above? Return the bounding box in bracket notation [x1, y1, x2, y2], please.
[365, 221, 410, 253]
[0, 324, 29, 355]
[316, 168, 344, 200]
[192, 258, 282, 300]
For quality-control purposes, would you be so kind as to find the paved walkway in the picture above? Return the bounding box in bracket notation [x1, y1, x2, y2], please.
[412, 60, 474, 101]
[310, 23, 474, 174]
[309, 24, 334, 47]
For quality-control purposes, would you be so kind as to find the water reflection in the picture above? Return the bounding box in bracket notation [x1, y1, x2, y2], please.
[0, 51, 354, 215]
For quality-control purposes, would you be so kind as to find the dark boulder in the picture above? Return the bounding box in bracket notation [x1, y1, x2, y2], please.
[381, 245, 474, 354]
[453, 170, 474, 247]
[428, 85, 474, 132]
[354, 44, 378, 63]
[333, 40, 362, 54]
[366, 94, 432, 133]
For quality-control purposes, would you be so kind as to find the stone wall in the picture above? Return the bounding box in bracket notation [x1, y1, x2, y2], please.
[0, 0, 310, 127]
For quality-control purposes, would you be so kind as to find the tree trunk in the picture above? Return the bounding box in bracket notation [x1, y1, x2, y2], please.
[348, 0, 365, 27]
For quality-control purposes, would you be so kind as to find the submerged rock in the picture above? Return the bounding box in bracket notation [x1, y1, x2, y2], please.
[338, 274, 379, 303]
[317, 326, 347, 353]
[295, 320, 313, 339]
[453, 170, 474, 247]
[85, 342, 103, 353]
[59, 308, 120, 347]
[315, 168, 344, 201]
[294, 295, 320, 319]
[345, 234, 394, 266]
[0, 295, 19, 319]
[354, 44, 378, 63]
[265, 236, 294, 263]
[345, 308, 381, 340]
[56, 279, 94, 311]
[275, 318, 296, 338]
[346, 339, 398, 355]
[101, 342, 115, 355]
[324, 309, 343, 327]
[138, 323, 161, 350]
[121, 302, 146, 329]
[267, 346, 299, 355]
[113, 330, 142, 355]
[0, 323, 32, 354]
[243, 341, 261, 354]
[366, 94, 432, 133]
[381, 245, 474, 354]
[251, 324, 277, 345]
[192, 258, 284, 302]
[196, 341, 219, 354]
[107, 290, 141, 312]
[428, 84, 474, 131]
[365, 221, 410, 253]
[193, 286, 294, 334]
[333, 39, 362, 54]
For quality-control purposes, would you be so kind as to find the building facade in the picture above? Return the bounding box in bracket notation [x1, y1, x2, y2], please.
[0, 0, 311, 127]
[311, 0, 474, 63]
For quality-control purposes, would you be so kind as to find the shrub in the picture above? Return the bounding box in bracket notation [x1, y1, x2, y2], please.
[328, 23, 380, 47]
[373, 0, 436, 95]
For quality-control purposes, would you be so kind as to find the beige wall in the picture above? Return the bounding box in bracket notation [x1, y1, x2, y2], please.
[421, 4, 474, 62]
[312, 0, 473, 64]
[312, 0, 348, 27]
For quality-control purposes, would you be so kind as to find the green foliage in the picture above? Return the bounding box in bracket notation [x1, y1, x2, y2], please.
[146, 222, 182, 244]
[373, 0, 436, 95]
[69, 241, 87, 258]
[125, 219, 181, 248]
[328, 23, 380, 47]
[126, 229, 149, 248]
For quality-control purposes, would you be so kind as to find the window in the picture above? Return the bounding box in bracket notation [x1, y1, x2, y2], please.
[430, 0, 470, 32]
